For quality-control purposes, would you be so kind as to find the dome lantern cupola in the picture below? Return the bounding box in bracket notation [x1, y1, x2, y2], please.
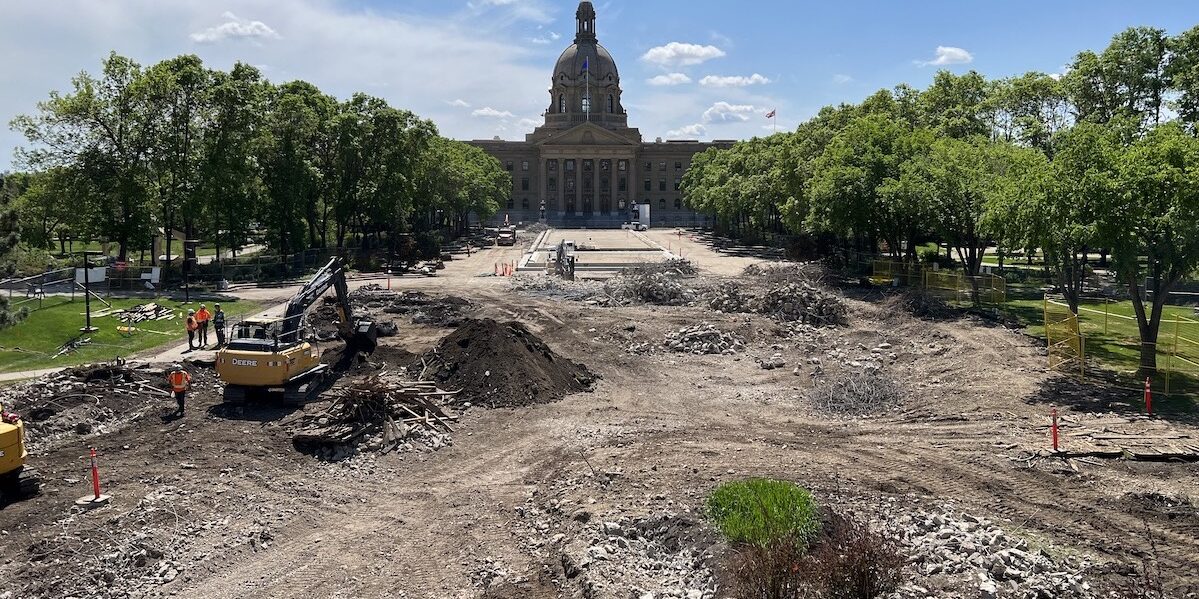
[544, 1, 627, 130]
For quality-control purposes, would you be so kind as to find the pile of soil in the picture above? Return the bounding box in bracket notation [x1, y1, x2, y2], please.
[323, 343, 417, 373]
[415, 318, 595, 408]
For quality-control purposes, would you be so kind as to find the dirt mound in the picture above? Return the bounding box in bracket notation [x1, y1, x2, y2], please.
[415, 319, 594, 408]
[323, 343, 417, 373]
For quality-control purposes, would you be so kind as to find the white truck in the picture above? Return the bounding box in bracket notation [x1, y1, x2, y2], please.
[621, 203, 651, 231]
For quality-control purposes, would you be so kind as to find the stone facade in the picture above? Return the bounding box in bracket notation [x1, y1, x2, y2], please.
[468, 1, 733, 227]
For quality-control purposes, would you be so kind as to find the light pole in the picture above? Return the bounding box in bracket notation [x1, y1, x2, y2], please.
[80, 250, 102, 333]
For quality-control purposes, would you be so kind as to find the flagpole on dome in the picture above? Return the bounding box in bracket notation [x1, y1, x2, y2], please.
[583, 56, 591, 123]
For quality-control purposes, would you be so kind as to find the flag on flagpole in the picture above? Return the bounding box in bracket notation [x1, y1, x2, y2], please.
[765, 109, 776, 119]
[581, 57, 589, 74]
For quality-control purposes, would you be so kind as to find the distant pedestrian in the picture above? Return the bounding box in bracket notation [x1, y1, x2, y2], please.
[186, 309, 198, 350]
[196, 304, 211, 347]
[168, 363, 191, 415]
[212, 303, 226, 347]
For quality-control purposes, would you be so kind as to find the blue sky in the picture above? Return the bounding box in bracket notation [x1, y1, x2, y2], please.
[2, 0, 1198, 171]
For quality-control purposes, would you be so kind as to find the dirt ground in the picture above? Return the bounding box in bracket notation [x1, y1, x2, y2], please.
[0, 231, 1196, 599]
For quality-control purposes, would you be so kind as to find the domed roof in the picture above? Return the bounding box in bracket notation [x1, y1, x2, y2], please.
[554, 42, 618, 81]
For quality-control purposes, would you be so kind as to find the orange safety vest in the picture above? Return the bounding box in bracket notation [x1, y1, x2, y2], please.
[196, 308, 211, 323]
[186, 316, 198, 332]
[169, 370, 191, 392]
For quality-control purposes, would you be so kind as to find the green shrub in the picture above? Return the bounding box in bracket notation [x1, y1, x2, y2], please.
[707, 479, 820, 547]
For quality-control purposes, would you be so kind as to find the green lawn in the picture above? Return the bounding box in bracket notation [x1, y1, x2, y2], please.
[0, 296, 263, 374]
[1007, 297, 1199, 407]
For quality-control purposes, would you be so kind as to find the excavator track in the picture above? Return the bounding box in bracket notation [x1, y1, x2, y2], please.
[0, 466, 39, 504]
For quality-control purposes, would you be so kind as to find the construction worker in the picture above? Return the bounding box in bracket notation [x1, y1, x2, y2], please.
[196, 304, 211, 347]
[212, 303, 226, 347]
[168, 363, 191, 415]
[185, 309, 198, 350]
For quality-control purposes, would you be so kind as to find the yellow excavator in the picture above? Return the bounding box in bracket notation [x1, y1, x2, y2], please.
[0, 403, 39, 503]
[215, 257, 377, 403]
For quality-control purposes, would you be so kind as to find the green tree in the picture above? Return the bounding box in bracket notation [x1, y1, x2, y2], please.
[1168, 24, 1199, 128]
[1101, 123, 1199, 374]
[199, 62, 267, 260]
[1068, 27, 1170, 128]
[257, 81, 328, 256]
[11, 52, 156, 259]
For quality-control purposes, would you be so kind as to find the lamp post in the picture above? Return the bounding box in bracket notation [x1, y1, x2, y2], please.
[80, 250, 102, 333]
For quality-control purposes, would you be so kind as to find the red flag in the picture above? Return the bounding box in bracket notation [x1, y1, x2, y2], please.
[765, 109, 776, 119]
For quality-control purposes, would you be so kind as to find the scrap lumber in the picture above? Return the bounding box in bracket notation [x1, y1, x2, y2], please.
[293, 374, 458, 446]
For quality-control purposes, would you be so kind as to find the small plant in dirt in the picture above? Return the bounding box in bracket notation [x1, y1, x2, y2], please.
[805, 513, 905, 599]
[707, 479, 820, 547]
[807, 370, 902, 417]
[889, 288, 953, 319]
[707, 480, 904, 599]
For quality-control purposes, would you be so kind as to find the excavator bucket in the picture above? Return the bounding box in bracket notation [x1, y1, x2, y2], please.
[348, 320, 378, 355]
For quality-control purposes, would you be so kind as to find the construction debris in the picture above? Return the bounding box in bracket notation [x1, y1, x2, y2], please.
[807, 370, 902, 417]
[604, 266, 695, 306]
[293, 374, 457, 456]
[664, 324, 744, 355]
[753, 281, 847, 326]
[114, 303, 177, 323]
[704, 281, 751, 313]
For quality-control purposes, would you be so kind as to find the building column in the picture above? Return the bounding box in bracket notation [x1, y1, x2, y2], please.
[591, 158, 599, 215]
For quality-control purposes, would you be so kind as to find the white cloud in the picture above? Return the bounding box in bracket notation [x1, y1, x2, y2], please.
[466, 0, 552, 24]
[640, 42, 725, 68]
[472, 106, 515, 118]
[698, 73, 771, 88]
[190, 12, 280, 44]
[646, 73, 691, 86]
[702, 101, 758, 124]
[529, 31, 560, 45]
[832, 73, 852, 84]
[0, 0, 555, 163]
[667, 123, 706, 138]
[917, 46, 974, 67]
[447, 99, 471, 108]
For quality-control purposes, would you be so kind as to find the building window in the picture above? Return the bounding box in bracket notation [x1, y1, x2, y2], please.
[565, 159, 575, 172]
[567, 178, 576, 192]
[659, 162, 666, 172]
[659, 180, 666, 192]
[600, 159, 610, 171]
[507, 198, 514, 209]
[607, 95, 614, 113]
[505, 161, 513, 171]
[618, 160, 627, 172]
[674, 177, 681, 191]
[643, 179, 651, 192]
[618, 176, 626, 192]
[548, 159, 558, 171]
[674, 198, 682, 209]
[583, 177, 592, 191]
[659, 198, 666, 209]
[521, 160, 529, 171]
[559, 95, 565, 113]
[582, 96, 591, 113]
[583, 159, 593, 172]
[644, 161, 652, 172]
[522, 198, 530, 209]
[548, 177, 556, 192]
[601, 177, 610, 192]
[521, 178, 530, 191]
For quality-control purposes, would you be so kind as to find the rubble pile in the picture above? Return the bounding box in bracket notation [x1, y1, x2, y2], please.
[416, 318, 595, 408]
[875, 504, 1098, 599]
[292, 373, 457, 457]
[664, 324, 744, 355]
[559, 516, 717, 599]
[807, 369, 902, 416]
[604, 268, 694, 306]
[703, 281, 751, 313]
[3, 362, 176, 451]
[509, 275, 604, 302]
[753, 281, 847, 326]
[345, 287, 473, 327]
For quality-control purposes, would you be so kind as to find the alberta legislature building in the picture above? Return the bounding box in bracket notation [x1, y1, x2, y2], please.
[469, 1, 734, 227]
